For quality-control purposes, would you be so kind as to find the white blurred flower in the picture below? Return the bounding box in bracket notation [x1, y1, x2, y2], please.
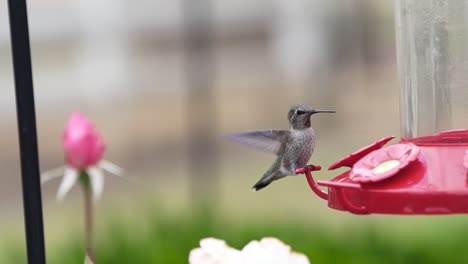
[189, 237, 310, 264]
[189, 238, 243, 264]
[241, 238, 310, 264]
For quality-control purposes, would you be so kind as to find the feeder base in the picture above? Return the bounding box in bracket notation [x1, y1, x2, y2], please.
[303, 131, 468, 215]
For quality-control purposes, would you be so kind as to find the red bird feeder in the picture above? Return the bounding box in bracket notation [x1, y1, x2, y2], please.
[297, 0, 468, 215]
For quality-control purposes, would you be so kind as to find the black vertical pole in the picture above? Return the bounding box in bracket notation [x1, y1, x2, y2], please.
[7, 0, 46, 263]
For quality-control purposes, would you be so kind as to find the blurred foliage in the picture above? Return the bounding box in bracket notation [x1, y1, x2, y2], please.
[5, 204, 468, 264]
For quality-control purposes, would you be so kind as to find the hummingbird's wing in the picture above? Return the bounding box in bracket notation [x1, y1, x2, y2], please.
[224, 130, 289, 155]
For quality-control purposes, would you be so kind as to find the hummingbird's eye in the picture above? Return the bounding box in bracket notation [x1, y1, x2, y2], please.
[296, 110, 306, 115]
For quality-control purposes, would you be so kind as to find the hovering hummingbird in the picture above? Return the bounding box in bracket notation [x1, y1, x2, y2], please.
[225, 104, 335, 191]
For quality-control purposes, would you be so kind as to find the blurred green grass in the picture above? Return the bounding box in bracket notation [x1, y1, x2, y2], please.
[4, 203, 468, 264]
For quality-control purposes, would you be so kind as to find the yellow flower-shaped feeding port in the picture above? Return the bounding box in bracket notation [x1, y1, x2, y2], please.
[372, 160, 401, 174]
[464, 150, 468, 171]
[350, 143, 420, 183]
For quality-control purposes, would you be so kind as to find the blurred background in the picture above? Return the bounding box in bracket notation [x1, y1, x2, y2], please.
[1, 0, 467, 263]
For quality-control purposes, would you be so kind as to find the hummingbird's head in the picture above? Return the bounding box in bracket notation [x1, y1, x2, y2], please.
[287, 104, 336, 130]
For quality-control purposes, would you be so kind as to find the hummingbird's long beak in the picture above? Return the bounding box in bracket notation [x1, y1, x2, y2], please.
[309, 109, 336, 114]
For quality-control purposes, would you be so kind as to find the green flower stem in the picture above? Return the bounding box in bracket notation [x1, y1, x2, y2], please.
[80, 171, 94, 263]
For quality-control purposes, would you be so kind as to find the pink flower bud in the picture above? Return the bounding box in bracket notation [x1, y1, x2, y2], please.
[63, 112, 105, 170]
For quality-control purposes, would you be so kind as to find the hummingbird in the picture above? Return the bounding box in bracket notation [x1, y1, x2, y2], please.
[225, 104, 335, 191]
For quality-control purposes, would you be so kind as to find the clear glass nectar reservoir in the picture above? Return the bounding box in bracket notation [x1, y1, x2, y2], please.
[395, 0, 468, 139]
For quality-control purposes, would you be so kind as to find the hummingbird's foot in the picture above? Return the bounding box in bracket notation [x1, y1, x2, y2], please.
[295, 164, 321, 174]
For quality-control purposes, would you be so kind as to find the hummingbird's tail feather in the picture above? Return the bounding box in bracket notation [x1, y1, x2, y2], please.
[252, 172, 280, 191]
[252, 178, 272, 192]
